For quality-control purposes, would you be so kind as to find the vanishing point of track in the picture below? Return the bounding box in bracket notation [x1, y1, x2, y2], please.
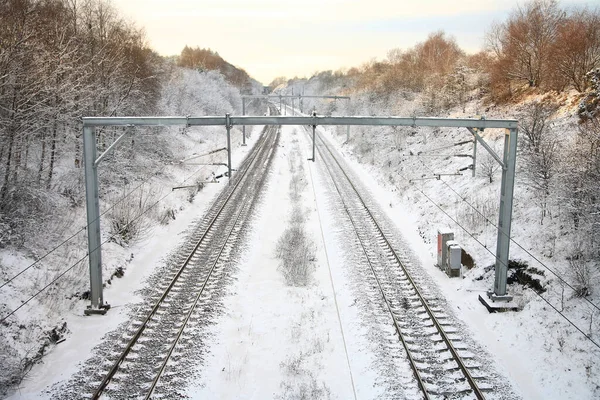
[90, 109, 280, 399]
[310, 126, 490, 399]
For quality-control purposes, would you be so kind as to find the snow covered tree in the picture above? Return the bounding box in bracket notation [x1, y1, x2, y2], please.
[519, 101, 559, 223]
[479, 145, 501, 184]
[579, 68, 600, 122]
[442, 65, 472, 112]
[0, 0, 162, 246]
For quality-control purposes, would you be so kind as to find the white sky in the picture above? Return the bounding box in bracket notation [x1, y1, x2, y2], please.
[111, 0, 596, 85]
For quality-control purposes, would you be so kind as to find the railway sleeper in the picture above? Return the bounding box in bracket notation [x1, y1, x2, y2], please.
[411, 354, 429, 369]
[430, 387, 472, 397]
[419, 321, 435, 329]
[430, 335, 445, 343]
[428, 342, 448, 352]
[405, 340, 425, 350]
[407, 298, 422, 306]
[402, 336, 418, 345]
[413, 361, 430, 370]
[450, 343, 469, 351]
[438, 352, 462, 362]
[457, 350, 475, 359]
[423, 327, 439, 336]
[464, 361, 483, 369]
[441, 363, 461, 372]
[428, 307, 445, 314]
[398, 283, 414, 292]
[446, 333, 462, 341]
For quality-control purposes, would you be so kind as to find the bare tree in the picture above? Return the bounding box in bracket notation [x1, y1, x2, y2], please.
[486, 0, 564, 96]
[519, 101, 560, 223]
[552, 8, 600, 92]
[478, 145, 501, 184]
[520, 100, 558, 152]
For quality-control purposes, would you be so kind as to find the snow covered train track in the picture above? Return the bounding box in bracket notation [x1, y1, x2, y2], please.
[310, 128, 498, 400]
[84, 115, 280, 399]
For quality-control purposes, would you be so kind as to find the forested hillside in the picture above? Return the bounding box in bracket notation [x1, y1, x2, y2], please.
[0, 0, 262, 392]
[278, 0, 600, 368]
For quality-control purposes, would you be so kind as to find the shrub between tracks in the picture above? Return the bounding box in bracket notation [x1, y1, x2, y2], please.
[276, 137, 315, 287]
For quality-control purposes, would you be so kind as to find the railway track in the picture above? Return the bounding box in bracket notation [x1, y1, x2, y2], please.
[309, 126, 494, 399]
[83, 109, 280, 399]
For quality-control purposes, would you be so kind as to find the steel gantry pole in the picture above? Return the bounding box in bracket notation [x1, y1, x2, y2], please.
[226, 113, 232, 183]
[311, 112, 317, 162]
[83, 126, 109, 315]
[242, 97, 247, 146]
[472, 138, 477, 178]
[491, 127, 518, 300]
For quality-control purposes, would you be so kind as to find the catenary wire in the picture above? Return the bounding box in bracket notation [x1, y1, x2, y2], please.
[0, 162, 212, 324]
[0, 169, 160, 291]
[399, 168, 600, 351]
[416, 158, 600, 313]
[0, 131, 221, 291]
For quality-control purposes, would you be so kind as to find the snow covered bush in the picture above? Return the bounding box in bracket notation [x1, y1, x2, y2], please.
[276, 224, 315, 287]
[478, 145, 502, 184]
[107, 186, 159, 246]
[276, 131, 315, 287]
[457, 194, 496, 234]
[579, 68, 600, 121]
[568, 257, 598, 298]
[160, 68, 241, 116]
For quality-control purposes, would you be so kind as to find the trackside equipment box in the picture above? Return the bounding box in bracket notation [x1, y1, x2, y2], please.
[437, 228, 454, 271]
[446, 240, 462, 277]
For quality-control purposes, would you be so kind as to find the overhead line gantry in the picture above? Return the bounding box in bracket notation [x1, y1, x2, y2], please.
[240, 94, 351, 144]
[82, 114, 517, 315]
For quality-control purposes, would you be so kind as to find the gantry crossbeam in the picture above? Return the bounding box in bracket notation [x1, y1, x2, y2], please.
[82, 114, 517, 314]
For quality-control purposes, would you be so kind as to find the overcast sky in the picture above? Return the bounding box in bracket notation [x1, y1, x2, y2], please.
[111, 0, 596, 85]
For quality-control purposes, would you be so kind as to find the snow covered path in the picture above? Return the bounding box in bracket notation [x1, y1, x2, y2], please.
[189, 125, 357, 399]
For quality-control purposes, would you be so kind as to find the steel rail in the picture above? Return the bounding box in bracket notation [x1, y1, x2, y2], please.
[146, 123, 280, 398]
[313, 129, 486, 400]
[316, 150, 431, 398]
[91, 112, 278, 399]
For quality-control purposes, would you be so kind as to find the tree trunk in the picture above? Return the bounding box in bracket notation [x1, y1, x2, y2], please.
[38, 128, 47, 183]
[47, 118, 58, 189]
[11, 132, 21, 185]
[24, 132, 30, 171]
[74, 129, 81, 168]
[0, 128, 15, 204]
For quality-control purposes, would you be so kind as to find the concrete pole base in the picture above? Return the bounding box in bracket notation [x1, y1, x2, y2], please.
[479, 292, 519, 313]
[84, 303, 111, 316]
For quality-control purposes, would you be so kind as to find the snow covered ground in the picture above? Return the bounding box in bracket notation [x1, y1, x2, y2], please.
[3, 126, 263, 399]
[4, 105, 599, 399]
[314, 105, 600, 398]
[188, 125, 357, 399]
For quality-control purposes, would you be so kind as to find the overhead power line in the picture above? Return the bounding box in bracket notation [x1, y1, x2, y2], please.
[402, 169, 600, 350]
[0, 162, 212, 323]
[417, 158, 600, 313]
